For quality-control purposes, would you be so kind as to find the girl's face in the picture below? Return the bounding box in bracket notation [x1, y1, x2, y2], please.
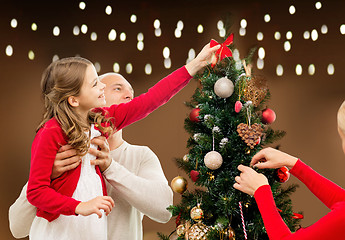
[75, 64, 106, 112]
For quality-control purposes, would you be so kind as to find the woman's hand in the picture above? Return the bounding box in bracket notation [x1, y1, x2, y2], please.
[89, 136, 112, 172]
[75, 196, 114, 218]
[185, 42, 220, 76]
[250, 147, 298, 170]
[233, 165, 269, 196]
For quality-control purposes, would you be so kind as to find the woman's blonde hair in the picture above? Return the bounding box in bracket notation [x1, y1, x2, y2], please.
[337, 100, 345, 135]
[37, 57, 113, 155]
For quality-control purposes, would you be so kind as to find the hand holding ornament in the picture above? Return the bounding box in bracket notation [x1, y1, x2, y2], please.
[250, 147, 298, 170]
[185, 42, 221, 76]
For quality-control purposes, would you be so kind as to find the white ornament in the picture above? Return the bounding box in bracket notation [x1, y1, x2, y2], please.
[204, 114, 211, 121]
[244, 101, 253, 107]
[204, 151, 223, 170]
[193, 133, 201, 141]
[214, 77, 234, 98]
[213, 126, 220, 133]
[220, 138, 229, 148]
[236, 72, 246, 83]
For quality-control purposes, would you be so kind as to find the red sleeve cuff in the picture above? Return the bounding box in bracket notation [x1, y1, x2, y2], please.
[289, 159, 305, 177]
[181, 65, 193, 78]
[254, 184, 272, 200]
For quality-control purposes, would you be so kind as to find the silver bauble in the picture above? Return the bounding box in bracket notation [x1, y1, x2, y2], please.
[214, 77, 234, 98]
[204, 151, 223, 170]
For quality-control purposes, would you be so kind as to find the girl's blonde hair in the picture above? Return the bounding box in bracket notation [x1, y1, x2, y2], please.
[37, 57, 113, 155]
[337, 100, 345, 135]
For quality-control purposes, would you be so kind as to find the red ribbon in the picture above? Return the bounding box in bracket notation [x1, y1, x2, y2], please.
[210, 33, 234, 67]
[292, 213, 304, 219]
[277, 208, 304, 219]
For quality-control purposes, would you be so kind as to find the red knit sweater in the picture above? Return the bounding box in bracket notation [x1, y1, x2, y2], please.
[27, 66, 192, 222]
[254, 159, 345, 239]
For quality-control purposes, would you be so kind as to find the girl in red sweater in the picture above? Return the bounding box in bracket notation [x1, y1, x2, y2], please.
[27, 43, 220, 240]
[234, 100, 345, 239]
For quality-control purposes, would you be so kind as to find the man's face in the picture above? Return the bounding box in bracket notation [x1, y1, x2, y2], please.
[101, 73, 134, 107]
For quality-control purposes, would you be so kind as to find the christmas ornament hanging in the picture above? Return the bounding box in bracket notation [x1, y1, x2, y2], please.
[237, 123, 263, 149]
[235, 100, 243, 113]
[204, 151, 223, 170]
[214, 77, 234, 98]
[190, 203, 204, 222]
[183, 154, 189, 162]
[190, 108, 201, 122]
[176, 212, 182, 226]
[187, 222, 209, 240]
[224, 225, 236, 240]
[210, 33, 234, 67]
[243, 75, 268, 107]
[220, 138, 229, 148]
[171, 176, 188, 194]
[176, 224, 186, 236]
[262, 108, 276, 124]
[275, 166, 290, 183]
[190, 170, 200, 182]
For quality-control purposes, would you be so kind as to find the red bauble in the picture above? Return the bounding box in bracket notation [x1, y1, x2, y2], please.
[262, 108, 276, 124]
[189, 108, 200, 122]
[275, 166, 290, 183]
[190, 170, 200, 182]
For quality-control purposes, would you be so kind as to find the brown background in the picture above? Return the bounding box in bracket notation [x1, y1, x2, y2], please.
[1, 0, 345, 239]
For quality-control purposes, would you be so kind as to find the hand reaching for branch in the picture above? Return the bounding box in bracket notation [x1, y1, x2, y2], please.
[250, 147, 298, 170]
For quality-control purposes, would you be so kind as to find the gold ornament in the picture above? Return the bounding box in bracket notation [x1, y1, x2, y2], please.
[183, 154, 189, 162]
[190, 203, 203, 222]
[186, 222, 209, 240]
[171, 176, 188, 194]
[176, 224, 186, 236]
[243, 75, 268, 107]
[224, 225, 235, 240]
[240, 60, 268, 107]
[237, 123, 263, 149]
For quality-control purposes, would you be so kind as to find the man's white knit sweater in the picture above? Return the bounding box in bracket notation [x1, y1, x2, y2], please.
[9, 141, 173, 240]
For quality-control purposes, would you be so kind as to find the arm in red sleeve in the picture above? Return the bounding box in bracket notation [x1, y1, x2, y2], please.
[103, 66, 192, 130]
[254, 185, 292, 239]
[255, 185, 345, 240]
[290, 159, 345, 209]
[27, 120, 80, 217]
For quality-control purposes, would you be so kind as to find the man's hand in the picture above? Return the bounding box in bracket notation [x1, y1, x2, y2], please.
[51, 145, 81, 179]
[89, 136, 112, 172]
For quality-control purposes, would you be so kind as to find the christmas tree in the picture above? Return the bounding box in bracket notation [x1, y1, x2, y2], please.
[158, 33, 302, 240]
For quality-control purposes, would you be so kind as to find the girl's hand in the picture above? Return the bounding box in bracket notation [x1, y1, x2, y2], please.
[233, 165, 269, 196]
[75, 196, 114, 218]
[250, 147, 298, 170]
[185, 42, 221, 76]
[89, 136, 111, 172]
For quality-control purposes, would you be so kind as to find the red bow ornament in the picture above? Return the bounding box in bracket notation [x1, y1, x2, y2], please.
[210, 33, 234, 67]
